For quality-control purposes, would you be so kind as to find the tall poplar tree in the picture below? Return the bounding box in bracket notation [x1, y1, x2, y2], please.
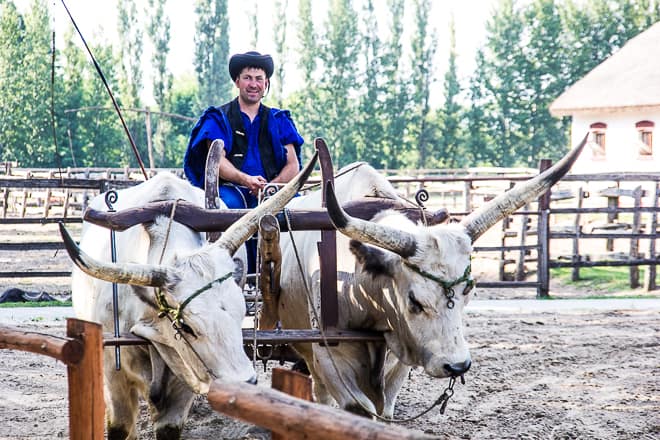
[194, 0, 231, 109]
[380, 0, 410, 169]
[437, 15, 463, 168]
[319, 0, 360, 166]
[0, 0, 53, 166]
[272, 0, 288, 107]
[410, 0, 437, 169]
[147, 0, 173, 166]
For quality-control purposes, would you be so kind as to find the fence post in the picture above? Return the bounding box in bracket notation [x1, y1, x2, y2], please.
[571, 187, 584, 281]
[67, 318, 104, 440]
[537, 159, 552, 298]
[645, 182, 659, 291]
[630, 186, 643, 288]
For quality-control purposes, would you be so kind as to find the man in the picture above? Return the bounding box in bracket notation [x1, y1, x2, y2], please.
[184, 51, 304, 272]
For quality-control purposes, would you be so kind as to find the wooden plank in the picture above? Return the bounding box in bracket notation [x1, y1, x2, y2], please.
[207, 381, 436, 440]
[0, 324, 83, 365]
[271, 368, 313, 440]
[67, 319, 104, 440]
[258, 214, 281, 330]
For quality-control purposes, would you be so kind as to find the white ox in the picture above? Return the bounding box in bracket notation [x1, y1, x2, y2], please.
[61, 156, 315, 440]
[279, 138, 585, 417]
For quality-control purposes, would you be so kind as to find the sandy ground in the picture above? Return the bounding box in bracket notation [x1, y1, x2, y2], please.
[1, 300, 659, 440]
[1, 219, 660, 439]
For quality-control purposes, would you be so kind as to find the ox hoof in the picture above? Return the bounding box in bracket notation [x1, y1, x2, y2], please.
[107, 426, 130, 440]
[156, 425, 182, 440]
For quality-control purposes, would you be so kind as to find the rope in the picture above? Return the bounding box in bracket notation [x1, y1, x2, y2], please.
[283, 209, 455, 422]
[158, 199, 179, 265]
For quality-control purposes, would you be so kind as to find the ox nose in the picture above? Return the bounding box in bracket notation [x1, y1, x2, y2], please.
[443, 359, 471, 377]
[246, 375, 258, 385]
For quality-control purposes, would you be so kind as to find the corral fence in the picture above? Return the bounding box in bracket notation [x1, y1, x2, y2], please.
[0, 321, 432, 439]
[1, 162, 659, 297]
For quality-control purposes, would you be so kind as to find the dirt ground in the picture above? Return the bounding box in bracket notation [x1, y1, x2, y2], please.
[1, 220, 660, 439]
[1, 303, 658, 440]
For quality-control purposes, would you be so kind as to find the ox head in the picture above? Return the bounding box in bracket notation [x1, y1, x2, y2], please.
[60, 153, 317, 393]
[326, 136, 586, 379]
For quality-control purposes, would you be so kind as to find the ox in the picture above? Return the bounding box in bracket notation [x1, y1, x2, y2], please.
[60, 154, 316, 440]
[278, 138, 585, 417]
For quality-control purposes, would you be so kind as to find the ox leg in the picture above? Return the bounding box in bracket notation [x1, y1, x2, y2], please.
[312, 343, 381, 417]
[149, 368, 195, 440]
[381, 352, 411, 418]
[105, 374, 140, 440]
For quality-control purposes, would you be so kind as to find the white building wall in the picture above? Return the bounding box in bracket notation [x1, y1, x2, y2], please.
[569, 108, 660, 173]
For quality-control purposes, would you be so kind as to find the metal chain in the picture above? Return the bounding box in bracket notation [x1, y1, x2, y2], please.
[283, 209, 458, 423]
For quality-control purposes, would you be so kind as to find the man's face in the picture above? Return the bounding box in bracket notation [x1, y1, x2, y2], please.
[235, 67, 268, 105]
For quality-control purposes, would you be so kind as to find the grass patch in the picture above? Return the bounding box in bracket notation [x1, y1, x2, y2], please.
[0, 300, 72, 308]
[551, 266, 646, 293]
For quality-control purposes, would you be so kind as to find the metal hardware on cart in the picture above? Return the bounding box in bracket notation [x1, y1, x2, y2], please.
[105, 190, 122, 370]
[415, 188, 429, 208]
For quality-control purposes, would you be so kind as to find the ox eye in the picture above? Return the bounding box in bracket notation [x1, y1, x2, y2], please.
[408, 291, 424, 314]
[463, 278, 475, 296]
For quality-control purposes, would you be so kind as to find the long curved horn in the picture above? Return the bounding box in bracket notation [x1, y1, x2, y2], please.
[325, 181, 417, 258]
[58, 222, 171, 287]
[460, 133, 587, 242]
[215, 152, 319, 256]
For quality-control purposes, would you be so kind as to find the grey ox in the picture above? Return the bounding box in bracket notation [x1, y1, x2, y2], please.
[278, 137, 586, 417]
[60, 154, 315, 440]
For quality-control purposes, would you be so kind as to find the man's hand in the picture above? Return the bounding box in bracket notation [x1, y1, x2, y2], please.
[243, 174, 267, 196]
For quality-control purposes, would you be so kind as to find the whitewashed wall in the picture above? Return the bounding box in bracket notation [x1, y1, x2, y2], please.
[569, 108, 660, 173]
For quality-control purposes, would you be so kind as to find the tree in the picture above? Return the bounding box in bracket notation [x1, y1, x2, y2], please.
[271, 0, 288, 107]
[409, 0, 437, 169]
[146, 0, 173, 166]
[318, 0, 360, 166]
[0, 0, 54, 166]
[194, 0, 231, 109]
[437, 14, 464, 168]
[379, 0, 410, 169]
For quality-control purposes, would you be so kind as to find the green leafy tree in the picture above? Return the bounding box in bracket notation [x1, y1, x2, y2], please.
[271, 0, 288, 107]
[380, 0, 410, 169]
[194, 0, 231, 109]
[318, 0, 360, 166]
[0, 0, 54, 166]
[146, 0, 173, 167]
[437, 15, 464, 168]
[409, 0, 437, 169]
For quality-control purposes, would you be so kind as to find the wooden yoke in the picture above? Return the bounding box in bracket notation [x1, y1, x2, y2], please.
[258, 214, 282, 329]
[204, 139, 224, 242]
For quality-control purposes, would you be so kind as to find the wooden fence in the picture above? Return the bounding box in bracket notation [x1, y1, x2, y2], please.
[0, 319, 104, 439]
[1, 166, 659, 296]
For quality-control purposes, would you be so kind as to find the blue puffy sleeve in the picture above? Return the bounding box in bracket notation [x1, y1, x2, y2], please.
[271, 109, 305, 168]
[183, 107, 232, 188]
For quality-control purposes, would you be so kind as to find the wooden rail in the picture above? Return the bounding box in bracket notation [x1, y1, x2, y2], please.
[0, 319, 104, 439]
[207, 380, 435, 440]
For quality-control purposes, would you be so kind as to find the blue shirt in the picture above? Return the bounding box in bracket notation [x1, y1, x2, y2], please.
[184, 103, 305, 191]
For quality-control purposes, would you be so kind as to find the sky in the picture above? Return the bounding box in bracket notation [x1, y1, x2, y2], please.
[28, 0, 502, 106]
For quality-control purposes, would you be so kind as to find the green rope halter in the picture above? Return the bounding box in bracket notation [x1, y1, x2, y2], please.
[155, 271, 233, 337]
[404, 261, 474, 309]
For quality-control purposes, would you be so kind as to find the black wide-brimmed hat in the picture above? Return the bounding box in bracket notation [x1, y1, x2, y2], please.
[228, 51, 274, 81]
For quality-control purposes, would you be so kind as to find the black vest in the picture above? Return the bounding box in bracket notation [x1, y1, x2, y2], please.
[219, 98, 279, 182]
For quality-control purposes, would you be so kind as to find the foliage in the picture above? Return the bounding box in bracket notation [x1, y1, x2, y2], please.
[193, 0, 231, 110]
[1, 0, 659, 169]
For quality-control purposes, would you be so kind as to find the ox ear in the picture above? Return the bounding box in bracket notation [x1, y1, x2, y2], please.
[131, 322, 169, 345]
[349, 240, 396, 278]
